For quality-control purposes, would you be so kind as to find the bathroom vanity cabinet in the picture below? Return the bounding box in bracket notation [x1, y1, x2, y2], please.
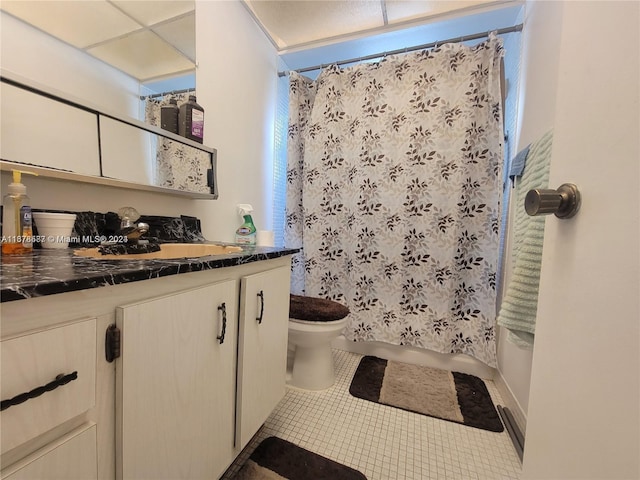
[0, 255, 292, 480]
[116, 265, 290, 479]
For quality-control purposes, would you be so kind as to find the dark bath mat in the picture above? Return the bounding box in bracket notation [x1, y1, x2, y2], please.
[349, 356, 504, 433]
[234, 436, 367, 480]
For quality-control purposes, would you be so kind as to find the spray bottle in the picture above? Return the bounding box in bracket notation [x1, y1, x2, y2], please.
[2, 170, 38, 254]
[235, 204, 256, 245]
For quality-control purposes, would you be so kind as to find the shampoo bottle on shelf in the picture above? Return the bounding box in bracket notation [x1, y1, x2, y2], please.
[178, 95, 204, 144]
[2, 170, 37, 254]
[160, 98, 179, 134]
[235, 204, 256, 245]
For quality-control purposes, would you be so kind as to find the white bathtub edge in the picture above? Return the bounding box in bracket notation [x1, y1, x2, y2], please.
[331, 335, 496, 379]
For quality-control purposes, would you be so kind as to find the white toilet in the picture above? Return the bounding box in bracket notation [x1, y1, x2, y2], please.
[287, 294, 350, 391]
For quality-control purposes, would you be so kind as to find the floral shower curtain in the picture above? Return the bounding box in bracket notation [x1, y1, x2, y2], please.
[144, 93, 211, 194]
[285, 35, 504, 367]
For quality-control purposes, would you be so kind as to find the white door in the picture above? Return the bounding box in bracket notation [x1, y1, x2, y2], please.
[522, 2, 639, 478]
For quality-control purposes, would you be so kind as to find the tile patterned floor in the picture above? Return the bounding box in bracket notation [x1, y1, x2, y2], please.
[223, 349, 522, 480]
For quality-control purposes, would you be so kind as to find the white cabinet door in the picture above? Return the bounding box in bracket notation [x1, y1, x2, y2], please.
[99, 116, 155, 186]
[236, 266, 291, 450]
[115, 280, 237, 480]
[0, 82, 101, 176]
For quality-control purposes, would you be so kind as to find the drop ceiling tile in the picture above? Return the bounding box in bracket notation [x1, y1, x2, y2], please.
[87, 30, 195, 81]
[112, 0, 194, 27]
[247, 0, 384, 49]
[152, 12, 196, 61]
[0, 0, 141, 48]
[385, 0, 495, 24]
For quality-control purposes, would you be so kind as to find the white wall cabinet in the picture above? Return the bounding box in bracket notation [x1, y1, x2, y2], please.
[0, 82, 101, 176]
[236, 266, 291, 450]
[0, 74, 217, 199]
[115, 280, 238, 480]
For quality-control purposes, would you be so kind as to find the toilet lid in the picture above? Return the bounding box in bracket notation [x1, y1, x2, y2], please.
[289, 294, 350, 322]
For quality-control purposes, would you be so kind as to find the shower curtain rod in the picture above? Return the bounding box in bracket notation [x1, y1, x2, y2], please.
[139, 87, 195, 101]
[277, 23, 523, 77]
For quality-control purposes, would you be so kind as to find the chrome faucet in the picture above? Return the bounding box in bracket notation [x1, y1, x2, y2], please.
[117, 207, 149, 243]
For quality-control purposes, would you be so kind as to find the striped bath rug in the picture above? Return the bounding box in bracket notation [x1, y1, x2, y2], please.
[234, 436, 367, 480]
[349, 356, 503, 432]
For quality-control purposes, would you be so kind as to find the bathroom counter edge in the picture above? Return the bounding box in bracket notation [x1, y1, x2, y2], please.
[0, 245, 299, 302]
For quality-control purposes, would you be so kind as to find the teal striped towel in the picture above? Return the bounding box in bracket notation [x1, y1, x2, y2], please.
[497, 130, 553, 347]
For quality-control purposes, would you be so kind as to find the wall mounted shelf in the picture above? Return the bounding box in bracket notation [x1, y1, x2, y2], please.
[0, 160, 215, 199]
[0, 71, 217, 200]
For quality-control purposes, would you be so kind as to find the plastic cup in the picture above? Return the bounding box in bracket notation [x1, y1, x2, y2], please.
[32, 212, 77, 249]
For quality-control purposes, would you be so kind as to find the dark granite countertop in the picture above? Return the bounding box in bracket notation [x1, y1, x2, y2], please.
[0, 244, 299, 302]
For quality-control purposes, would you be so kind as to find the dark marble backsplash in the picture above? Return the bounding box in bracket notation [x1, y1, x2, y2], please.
[137, 215, 206, 244]
[25, 209, 206, 248]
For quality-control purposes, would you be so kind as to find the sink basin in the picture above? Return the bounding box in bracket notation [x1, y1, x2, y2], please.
[74, 243, 243, 260]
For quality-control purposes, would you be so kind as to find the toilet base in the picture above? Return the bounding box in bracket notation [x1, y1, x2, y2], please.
[289, 343, 336, 390]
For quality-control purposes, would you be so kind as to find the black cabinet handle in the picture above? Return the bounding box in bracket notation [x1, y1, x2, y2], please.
[256, 290, 264, 324]
[217, 303, 227, 344]
[1, 371, 78, 411]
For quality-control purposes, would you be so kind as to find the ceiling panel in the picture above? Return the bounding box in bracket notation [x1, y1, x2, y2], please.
[112, 0, 194, 27]
[385, 0, 496, 24]
[246, 0, 385, 49]
[1, 0, 196, 82]
[87, 30, 195, 82]
[0, 0, 141, 48]
[152, 12, 196, 61]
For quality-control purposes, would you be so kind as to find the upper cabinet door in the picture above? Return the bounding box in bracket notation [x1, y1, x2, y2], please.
[99, 116, 155, 186]
[0, 82, 101, 176]
[99, 116, 215, 195]
[236, 265, 291, 450]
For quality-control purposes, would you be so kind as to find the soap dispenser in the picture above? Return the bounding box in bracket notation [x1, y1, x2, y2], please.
[2, 170, 37, 254]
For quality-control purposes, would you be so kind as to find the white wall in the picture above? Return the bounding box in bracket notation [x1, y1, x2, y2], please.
[193, 1, 278, 241]
[495, 0, 564, 432]
[0, 6, 278, 239]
